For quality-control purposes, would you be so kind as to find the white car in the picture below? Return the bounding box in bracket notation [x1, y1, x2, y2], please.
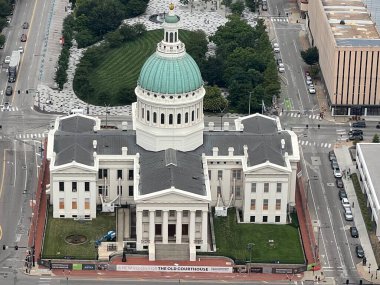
[4, 56, 11, 64]
[278, 63, 285, 73]
[273, 43, 280, 53]
[344, 208, 353, 221]
[306, 75, 312, 81]
[309, 87, 316, 94]
[341, 198, 350, 209]
[18, 46, 24, 53]
[334, 168, 342, 178]
[306, 79, 313, 85]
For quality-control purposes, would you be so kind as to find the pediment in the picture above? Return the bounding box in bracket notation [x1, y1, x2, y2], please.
[136, 189, 210, 203]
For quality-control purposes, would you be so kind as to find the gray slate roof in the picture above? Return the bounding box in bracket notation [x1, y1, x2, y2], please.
[52, 115, 293, 196]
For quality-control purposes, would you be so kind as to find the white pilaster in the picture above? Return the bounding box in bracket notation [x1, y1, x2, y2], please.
[163, 210, 168, 244]
[189, 210, 195, 245]
[136, 210, 143, 246]
[176, 210, 182, 244]
[201, 210, 208, 249]
[149, 210, 155, 244]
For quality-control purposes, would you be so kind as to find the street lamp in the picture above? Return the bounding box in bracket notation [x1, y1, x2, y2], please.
[248, 92, 253, 115]
[247, 243, 254, 263]
[174, 263, 180, 283]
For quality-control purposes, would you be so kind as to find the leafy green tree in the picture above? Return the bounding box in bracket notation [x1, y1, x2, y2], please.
[373, 134, 380, 143]
[182, 29, 207, 63]
[201, 57, 225, 87]
[132, 23, 146, 36]
[179, 0, 189, 4]
[105, 30, 123, 48]
[125, 0, 148, 18]
[116, 87, 137, 105]
[301, 46, 319, 65]
[0, 17, 7, 30]
[0, 0, 10, 17]
[0, 34, 5, 47]
[221, 0, 232, 7]
[203, 85, 228, 112]
[75, 29, 97, 48]
[230, 1, 244, 16]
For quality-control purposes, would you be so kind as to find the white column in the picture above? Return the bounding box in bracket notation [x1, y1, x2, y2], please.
[136, 210, 143, 245]
[201, 210, 208, 246]
[176, 210, 182, 244]
[189, 210, 196, 245]
[163, 210, 168, 244]
[149, 210, 155, 244]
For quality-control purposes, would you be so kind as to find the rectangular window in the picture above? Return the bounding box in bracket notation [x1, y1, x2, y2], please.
[98, 169, 108, 179]
[143, 210, 149, 217]
[251, 183, 256, 193]
[117, 185, 123, 196]
[208, 170, 211, 179]
[182, 224, 189, 235]
[196, 210, 201, 217]
[155, 224, 162, 236]
[72, 199, 77, 209]
[276, 199, 281, 210]
[156, 210, 162, 217]
[169, 210, 175, 217]
[129, 185, 134, 196]
[264, 183, 269, 193]
[263, 216, 268, 223]
[59, 198, 64, 209]
[235, 186, 241, 198]
[263, 199, 268, 210]
[98, 186, 108, 196]
[128, 170, 134, 180]
[275, 216, 280, 223]
[250, 199, 256, 210]
[59, 182, 64, 192]
[85, 182, 90, 192]
[183, 210, 189, 217]
[217, 186, 221, 196]
[85, 198, 90, 210]
[117, 170, 123, 180]
[250, 216, 255, 222]
[72, 182, 77, 192]
[232, 169, 241, 180]
[218, 170, 223, 179]
[276, 183, 282, 193]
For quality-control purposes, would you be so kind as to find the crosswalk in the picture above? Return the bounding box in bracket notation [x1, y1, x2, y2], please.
[16, 132, 47, 139]
[280, 111, 321, 120]
[298, 140, 332, 149]
[336, 129, 348, 141]
[0, 106, 19, 112]
[39, 277, 52, 284]
[271, 17, 289, 22]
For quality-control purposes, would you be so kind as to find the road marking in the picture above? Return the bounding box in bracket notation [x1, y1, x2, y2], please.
[0, 149, 7, 199]
[0, 225, 2, 240]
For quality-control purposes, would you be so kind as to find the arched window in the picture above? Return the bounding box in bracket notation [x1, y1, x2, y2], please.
[175, 32, 177, 42]
[153, 112, 157, 123]
[169, 114, 173, 125]
[197, 108, 199, 119]
[177, 113, 181, 124]
[142, 108, 144, 119]
[191, 110, 195, 121]
[170, 32, 173, 43]
[161, 113, 165, 124]
[185, 112, 189, 123]
[147, 110, 150, 122]
[165, 32, 168, 42]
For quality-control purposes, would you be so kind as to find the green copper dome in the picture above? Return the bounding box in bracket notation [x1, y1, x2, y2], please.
[138, 53, 203, 94]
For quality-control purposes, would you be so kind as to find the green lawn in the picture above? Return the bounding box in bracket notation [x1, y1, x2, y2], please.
[86, 29, 197, 103]
[42, 209, 116, 260]
[213, 209, 305, 264]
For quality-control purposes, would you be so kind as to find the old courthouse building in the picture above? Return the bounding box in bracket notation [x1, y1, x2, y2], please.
[46, 5, 300, 261]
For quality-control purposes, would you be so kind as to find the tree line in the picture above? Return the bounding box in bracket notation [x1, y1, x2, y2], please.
[0, 0, 14, 48]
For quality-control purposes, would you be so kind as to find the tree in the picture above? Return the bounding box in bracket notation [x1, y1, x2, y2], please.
[301, 46, 319, 65]
[182, 29, 207, 63]
[179, 0, 189, 4]
[221, 0, 232, 7]
[105, 30, 123, 48]
[203, 85, 228, 112]
[372, 134, 380, 143]
[230, 1, 245, 16]
[0, 0, 10, 17]
[0, 35, 5, 47]
[125, 0, 148, 18]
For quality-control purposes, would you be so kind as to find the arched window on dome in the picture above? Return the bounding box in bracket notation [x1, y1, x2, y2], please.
[153, 112, 157, 123]
[170, 32, 173, 43]
[177, 113, 181, 124]
[142, 108, 144, 119]
[169, 114, 173, 125]
[185, 112, 189, 123]
[191, 110, 195, 122]
[147, 110, 150, 122]
[175, 32, 177, 42]
[161, 113, 165, 124]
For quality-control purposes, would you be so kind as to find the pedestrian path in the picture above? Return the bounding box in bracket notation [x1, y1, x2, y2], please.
[280, 111, 321, 120]
[271, 17, 289, 22]
[16, 132, 47, 140]
[38, 277, 52, 284]
[0, 106, 18, 112]
[298, 140, 332, 149]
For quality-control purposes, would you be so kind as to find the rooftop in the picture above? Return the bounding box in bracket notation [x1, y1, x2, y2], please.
[322, 0, 380, 45]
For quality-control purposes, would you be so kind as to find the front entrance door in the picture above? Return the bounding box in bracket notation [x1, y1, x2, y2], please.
[168, 224, 176, 238]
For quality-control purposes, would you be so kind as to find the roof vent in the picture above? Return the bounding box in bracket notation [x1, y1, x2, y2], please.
[165, 148, 177, 166]
[281, 139, 285, 149]
[93, 140, 97, 149]
[340, 20, 345, 25]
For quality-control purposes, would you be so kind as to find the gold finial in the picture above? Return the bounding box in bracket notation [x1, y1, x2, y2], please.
[169, 3, 174, 10]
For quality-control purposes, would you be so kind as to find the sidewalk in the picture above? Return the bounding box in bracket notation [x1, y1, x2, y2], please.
[334, 146, 378, 283]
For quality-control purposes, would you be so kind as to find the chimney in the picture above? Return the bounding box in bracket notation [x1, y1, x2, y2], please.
[93, 140, 97, 149]
[93, 151, 97, 158]
[281, 139, 285, 150]
[228, 147, 234, 156]
[122, 147, 128, 156]
[223, 122, 229, 131]
[243, 145, 248, 159]
[212, 147, 219, 156]
[208, 122, 214, 131]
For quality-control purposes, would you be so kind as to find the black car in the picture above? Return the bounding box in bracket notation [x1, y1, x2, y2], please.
[355, 245, 365, 258]
[331, 159, 339, 169]
[336, 178, 344, 188]
[22, 22, 29, 29]
[328, 150, 336, 161]
[349, 134, 363, 141]
[348, 129, 363, 136]
[350, 226, 359, 238]
[5, 86, 13, 96]
[339, 189, 347, 200]
[352, 121, 366, 128]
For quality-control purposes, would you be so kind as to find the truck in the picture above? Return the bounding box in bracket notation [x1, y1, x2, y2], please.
[8, 50, 21, 83]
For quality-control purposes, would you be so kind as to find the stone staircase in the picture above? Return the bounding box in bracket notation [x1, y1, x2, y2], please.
[155, 244, 190, 260]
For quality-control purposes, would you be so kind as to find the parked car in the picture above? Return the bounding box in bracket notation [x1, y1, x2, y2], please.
[341, 197, 350, 209]
[4, 56, 11, 64]
[334, 167, 342, 178]
[308, 87, 316, 94]
[278, 63, 285, 73]
[349, 134, 363, 141]
[348, 129, 363, 136]
[350, 226, 359, 238]
[18, 46, 24, 53]
[328, 150, 336, 161]
[376, 124, 380, 129]
[5, 86, 13, 96]
[277, 58, 282, 65]
[336, 178, 344, 188]
[344, 208, 353, 221]
[339, 189, 347, 200]
[273, 43, 280, 53]
[331, 160, 339, 169]
[352, 121, 366, 128]
[355, 245, 365, 258]
[20, 34, 27, 42]
[306, 79, 313, 85]
[22, 22, 29, 29]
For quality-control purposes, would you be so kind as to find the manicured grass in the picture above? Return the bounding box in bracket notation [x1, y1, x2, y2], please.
[213, 208, 304, 264]
[87, 29, 197, 102]
[42, 209, 116, 260]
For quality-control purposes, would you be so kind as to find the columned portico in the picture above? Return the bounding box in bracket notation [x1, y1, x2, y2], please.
[149, 210, 155, 244]
[163, 210, 169, 244]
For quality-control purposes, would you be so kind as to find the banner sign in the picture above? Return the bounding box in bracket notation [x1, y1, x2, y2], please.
[116, 265, 232, 273]
[51, 263, 72, 270]
[73, 264, 82, 270]
[82, 264, 96, 270]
